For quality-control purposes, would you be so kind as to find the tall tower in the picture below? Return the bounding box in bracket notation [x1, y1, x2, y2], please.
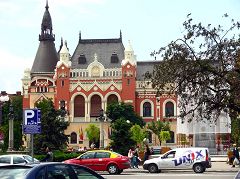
[31, 0, 58, 75]
[23, 0, 58, 109]
[121, 40, 137, 108]
[55, 40, 71, 112]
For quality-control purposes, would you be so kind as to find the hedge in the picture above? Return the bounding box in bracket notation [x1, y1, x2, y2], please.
[34, 151, 84, 162]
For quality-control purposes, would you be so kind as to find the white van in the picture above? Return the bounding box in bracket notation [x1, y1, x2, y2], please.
[143, 147, 211, 173]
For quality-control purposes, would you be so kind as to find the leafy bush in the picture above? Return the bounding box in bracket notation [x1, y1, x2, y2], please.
[34, 150, 83, 162]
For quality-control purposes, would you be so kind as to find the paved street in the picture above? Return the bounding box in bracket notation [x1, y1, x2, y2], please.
[99, 162, 240, 179]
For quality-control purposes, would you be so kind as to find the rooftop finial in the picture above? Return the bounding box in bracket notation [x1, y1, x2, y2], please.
[45, 0, 49, 10]
[120, 30, 122, 40]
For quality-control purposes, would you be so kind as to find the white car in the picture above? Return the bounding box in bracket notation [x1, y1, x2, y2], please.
[0, 154, 40, 166]
[143, 147, 211, 173]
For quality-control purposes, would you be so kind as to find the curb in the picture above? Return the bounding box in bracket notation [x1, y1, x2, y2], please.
[124, 168, 239, 173]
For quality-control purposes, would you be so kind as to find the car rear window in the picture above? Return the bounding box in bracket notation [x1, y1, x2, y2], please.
[0, 166, 32, 179]
[95, 152, 110, 158]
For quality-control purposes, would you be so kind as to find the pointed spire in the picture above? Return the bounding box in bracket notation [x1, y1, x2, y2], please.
[120, 30, 122, 40]
[31, 0, 58, 73]
[60, 40, 69, 55]
[61, 37, 63, 45]
[125, 40, 133, 52]
[79, 31, 82, 43]
[45, 0, 49, 10]
[39, 0, 54, 41]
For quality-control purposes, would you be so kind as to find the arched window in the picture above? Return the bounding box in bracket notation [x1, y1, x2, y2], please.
[143, 102, 151, 117]
[90, 95, 101, 117]
[74, 95, 85, 117]
[70, 132, 77, 144]
[165, 101, 174, 117]
[107, 94, 118, 106]
[166, 131, 175, 143]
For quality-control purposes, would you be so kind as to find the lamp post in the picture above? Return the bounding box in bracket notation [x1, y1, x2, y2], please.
[0, 95, 14, 151]
[98, 109, 105, 149]
[8, 103, 14, 151]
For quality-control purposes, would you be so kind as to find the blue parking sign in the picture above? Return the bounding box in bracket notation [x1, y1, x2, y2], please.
[23, 109, 41, 134]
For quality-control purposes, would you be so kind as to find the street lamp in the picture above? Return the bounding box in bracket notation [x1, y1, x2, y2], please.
[98, 109, 105, 149]
[8, 103, 14, 151]
[0, 95, 14, 151]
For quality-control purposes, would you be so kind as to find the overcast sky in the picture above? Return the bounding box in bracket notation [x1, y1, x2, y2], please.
[0, 0, 239, 93]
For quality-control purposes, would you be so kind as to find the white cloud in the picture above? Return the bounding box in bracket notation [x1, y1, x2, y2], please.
[0, 48, 32, 93]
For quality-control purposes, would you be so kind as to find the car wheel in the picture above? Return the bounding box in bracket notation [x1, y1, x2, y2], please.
[148, 164, 158, 173]
[193, 164, 204, 173]
[117, 169, 123, 174]
[108, 164, 119, 174]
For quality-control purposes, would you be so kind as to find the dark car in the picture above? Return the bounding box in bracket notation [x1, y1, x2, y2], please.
[0, 162, 105, 179]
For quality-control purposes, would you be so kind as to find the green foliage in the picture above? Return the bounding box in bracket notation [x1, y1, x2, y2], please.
[85, 124, 100, 143]
[34, 150, 81, 162]
[231, 117, 240, 145]
[160, 131, 171, 146]
[110, 118, 136, 155]
[147, 121, 170, 145]
[106, 102, 145, 127]
[0, 95, 23, 151]
[145, 14, 240, 121]
[34, 98, 69, 152]
[130, 124, 146, 145]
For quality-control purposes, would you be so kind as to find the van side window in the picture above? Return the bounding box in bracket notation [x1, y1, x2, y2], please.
[163, 151, 176, 159]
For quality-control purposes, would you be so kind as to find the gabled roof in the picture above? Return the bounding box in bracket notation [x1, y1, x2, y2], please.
[71, 37, 124, 69]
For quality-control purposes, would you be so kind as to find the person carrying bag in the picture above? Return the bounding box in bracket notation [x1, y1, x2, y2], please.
[232, 144, 239, 167]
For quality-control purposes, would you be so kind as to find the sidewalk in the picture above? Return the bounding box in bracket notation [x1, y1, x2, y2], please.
[211, 155, 228, 162]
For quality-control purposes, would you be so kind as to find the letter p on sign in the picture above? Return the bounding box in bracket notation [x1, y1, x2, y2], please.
[24, 109, 35, 125]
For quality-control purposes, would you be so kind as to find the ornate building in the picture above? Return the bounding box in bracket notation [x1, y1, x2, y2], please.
[22, 2, 177, 149]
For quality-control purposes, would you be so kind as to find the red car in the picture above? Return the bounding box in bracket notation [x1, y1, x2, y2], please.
[63, 150, 130, 174]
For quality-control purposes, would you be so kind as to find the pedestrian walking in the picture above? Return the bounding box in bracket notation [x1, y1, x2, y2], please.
[232, 144, 239, 167]
[143, 145, 151, 162]
[41, 147, 53, 162]
[133, 146, 140, 168]
[128, 148, 134, 168]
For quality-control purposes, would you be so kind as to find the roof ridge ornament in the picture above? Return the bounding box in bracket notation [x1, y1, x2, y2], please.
[94, 53, 98, 61]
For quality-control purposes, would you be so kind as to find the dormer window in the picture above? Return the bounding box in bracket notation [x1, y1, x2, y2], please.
[78, 54, 86, 64]
[111, 53, 119, 63]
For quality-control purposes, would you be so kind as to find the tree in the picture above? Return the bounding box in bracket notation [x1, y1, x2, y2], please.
[106, 102, 145, 127]
[130, 124, 146, 146]
[85, 124, 100, 145]
[0, 95, 23, 151]
[34, 98, 69, 152]
[147, 121, 170, 145]
[145, 14, 240, 122]
[231, 117, 240, 145]
[110, 118, 136, 155]
[160, 131, 171, 147]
